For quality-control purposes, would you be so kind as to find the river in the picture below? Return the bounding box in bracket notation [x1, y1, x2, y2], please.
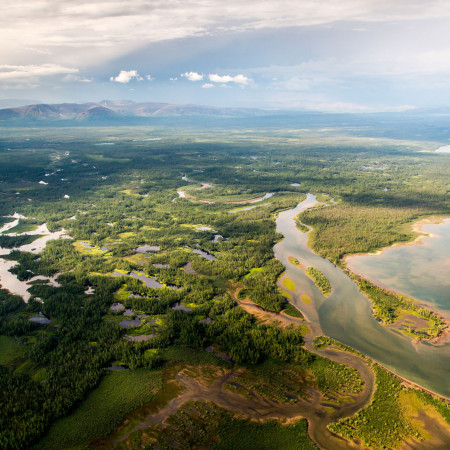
[274, 194, 450, 398]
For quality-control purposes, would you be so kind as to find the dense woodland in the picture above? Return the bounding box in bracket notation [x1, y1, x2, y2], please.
[0, 125, 449, 448]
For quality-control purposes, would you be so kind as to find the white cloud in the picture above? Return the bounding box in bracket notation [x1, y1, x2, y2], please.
[181, 71, 204, 81]
[0, 64, 78, 81]
[202, 83, 214, 88]
[208, 74, 251, 85]
[63, 74, 93, 82]
[145, 74, 153, 81]
[110, 70, 143, 83]
[169, 77, 178, 81]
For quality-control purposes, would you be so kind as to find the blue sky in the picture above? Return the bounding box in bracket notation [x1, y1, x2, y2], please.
[2, 0, 450, 111]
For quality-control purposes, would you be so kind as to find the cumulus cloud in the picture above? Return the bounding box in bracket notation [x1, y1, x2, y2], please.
[0, 64, 78, 81]
[169, 77, 178, 81]
[145, 74, 153, 81]
[208, 74, 251, 85]
[202, 83, 214, 88]
[110, 70, 143, 83]
[181, 71, 204, 81]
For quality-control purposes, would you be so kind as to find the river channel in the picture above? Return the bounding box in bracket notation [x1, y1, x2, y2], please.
[274, 194, 450, 398]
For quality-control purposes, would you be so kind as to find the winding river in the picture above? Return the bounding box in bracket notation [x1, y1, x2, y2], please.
[274, 194, 450, 398]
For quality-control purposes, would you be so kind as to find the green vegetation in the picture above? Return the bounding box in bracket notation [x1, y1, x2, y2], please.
[243, 260, 288, 311]
[412, 390, 450, 425]
[2, 220, 38, 234]
[305, 267, 331, 296]
[313, 336, 367, 359]
[0, 336, 25, 367]
[281, 277, 296, 291]
[300, 205, 424, 264]
[309, 355, 364, 396]
[328, 366, 420, 448]
[141, 402, 317, 449]
[215, 415, 316, 450]
[34, 369, 162, 449]
[350, 273, 445, 337]
[0, 234, 42, 248]
[295, 217, 310, 233]
[288, 256, 301, 265]
[282, 303, 304, 319]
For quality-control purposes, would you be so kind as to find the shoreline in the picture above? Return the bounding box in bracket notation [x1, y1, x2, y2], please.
[341, 215, 450, 340]
[342, 262, 449, 345]
[344, 215, 450, 261]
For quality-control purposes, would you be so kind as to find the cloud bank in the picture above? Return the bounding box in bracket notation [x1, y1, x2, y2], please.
[4, 1, 450, 65]
[0, 64, 78, 81]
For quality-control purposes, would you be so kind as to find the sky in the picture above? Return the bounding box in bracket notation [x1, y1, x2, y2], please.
[1, 0, 450, 112]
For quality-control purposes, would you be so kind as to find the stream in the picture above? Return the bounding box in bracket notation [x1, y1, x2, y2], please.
[274, 194, 450, 398]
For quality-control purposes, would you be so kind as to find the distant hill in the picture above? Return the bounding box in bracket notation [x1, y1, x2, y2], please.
[0, 100, 265, 124]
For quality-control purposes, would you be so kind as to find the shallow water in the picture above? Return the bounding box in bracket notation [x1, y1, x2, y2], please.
[274, 194, 450, 397]
[136, 245, 160, 253]
[172, 303, 192, 312]
[249, 192, 274, 203]
[346, 219, 450, 316]
[0, 223, 70, 301]
[129, 271, 164, 288]
[193, 249, 217, 261]
[119, 317, 142, 328]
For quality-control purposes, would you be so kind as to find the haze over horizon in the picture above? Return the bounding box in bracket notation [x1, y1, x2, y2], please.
[2, 1, 450, 112]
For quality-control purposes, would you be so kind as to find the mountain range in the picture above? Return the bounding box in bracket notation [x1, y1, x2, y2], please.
[0, 100, 265, 123]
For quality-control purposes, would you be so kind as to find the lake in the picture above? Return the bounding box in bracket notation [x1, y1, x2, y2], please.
[346, 219, 450, 317]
